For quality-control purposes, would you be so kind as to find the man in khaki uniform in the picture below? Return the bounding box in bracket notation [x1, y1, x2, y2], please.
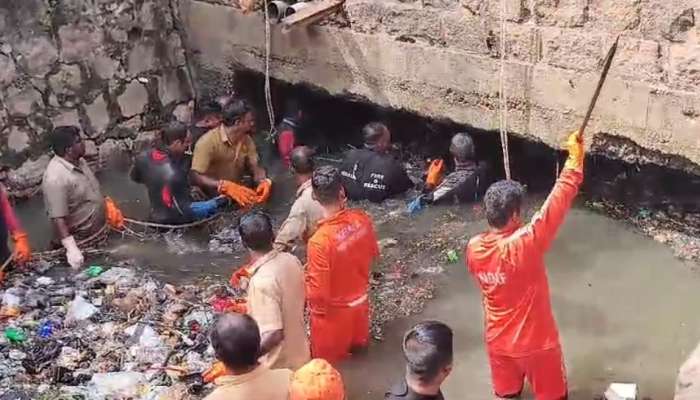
[205, 313, 291, 400]
[42, 126, 124, 269]
[238, 211, 310, 371]
[190, 99, 270, 206]
[274, 146, 325, 251]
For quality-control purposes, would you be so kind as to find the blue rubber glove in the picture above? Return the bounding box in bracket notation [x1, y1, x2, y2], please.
[190, 199, 219, 219]
[407, 196, 425, 216]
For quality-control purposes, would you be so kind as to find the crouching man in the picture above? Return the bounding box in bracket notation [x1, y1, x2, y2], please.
[131, 121, 227, 224]
[41, 126, 125, 269]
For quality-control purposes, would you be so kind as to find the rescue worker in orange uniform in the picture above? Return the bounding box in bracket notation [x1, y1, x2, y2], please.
[466, 130, 584, 400]
[306, 165, 380, 363]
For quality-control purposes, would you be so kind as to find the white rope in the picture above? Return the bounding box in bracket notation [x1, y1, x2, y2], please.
[498, 0, 511, 180]
[263, 0, 277, 139]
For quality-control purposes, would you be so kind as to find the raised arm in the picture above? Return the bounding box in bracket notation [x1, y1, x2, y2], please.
[520, 130, 584, 253]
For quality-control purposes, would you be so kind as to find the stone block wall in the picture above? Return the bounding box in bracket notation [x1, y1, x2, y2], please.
[180, 0, 700, 173]
[0, 0, 193, 197]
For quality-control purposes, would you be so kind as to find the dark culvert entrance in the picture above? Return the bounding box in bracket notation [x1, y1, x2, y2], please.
[232, 70, 700, 400]
[234, 69, 700, 239]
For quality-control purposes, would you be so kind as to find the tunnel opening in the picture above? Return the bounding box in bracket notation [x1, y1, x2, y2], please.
[233, 69, 700, 236]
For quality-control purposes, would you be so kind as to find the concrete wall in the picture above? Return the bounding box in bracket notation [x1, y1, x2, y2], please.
[180, 0, 700, 172]
[0, 0, 193, 197]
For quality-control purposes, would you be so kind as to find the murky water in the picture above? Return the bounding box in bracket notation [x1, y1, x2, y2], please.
[11, 155, 700, 399]
[340, 204, 700, 400]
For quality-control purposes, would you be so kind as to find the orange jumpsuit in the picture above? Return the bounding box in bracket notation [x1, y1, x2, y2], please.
[306, 208, 379, 363]
[466, 168, 583, 399]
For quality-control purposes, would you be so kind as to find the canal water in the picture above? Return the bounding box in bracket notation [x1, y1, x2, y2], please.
[11, 158, 700, 399]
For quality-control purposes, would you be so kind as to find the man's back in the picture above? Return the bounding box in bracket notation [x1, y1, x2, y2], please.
[466, 169, 583, 356]
[205, 366, 292, 400]
[307, 208, 378, 308]
[132, 149, 193, 224]
[247, 251, 310, 370]
[340, 149, 412, 203]
[274, 181, 325, 250]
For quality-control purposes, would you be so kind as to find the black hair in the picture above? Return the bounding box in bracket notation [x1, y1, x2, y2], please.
[194, 97, 222, 119]
[161, 121, 189, 145]
[222, 99, 254, 127]
[50, 126, 81, 156]
[450, 132, 475, 162]
[312, 165, 342, 205]
[403, 321, 453, 383]
[483, 180, 525, 228]
[210, 314, 261, 370]
[362, 122, 388, 147]
[238, 211, 274, 252]
[290, 146, 315, 175]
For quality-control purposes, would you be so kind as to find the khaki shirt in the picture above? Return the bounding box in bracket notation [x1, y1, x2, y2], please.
[191, 125, 259, 183]
[41, 156, 105, 240]
[274, 180, 325, 251]
[247, 250, 310, 371]
[204, 365, 292, 400]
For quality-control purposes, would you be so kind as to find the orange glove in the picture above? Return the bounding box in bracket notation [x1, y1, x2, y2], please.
[227, 299, 247, 314]
[564, 130, 584, 172]
[230, 264, 251, 289]
[218, 180, 257, 208]
[202, 361, 228, 383]
[104, 197, 125, 230]
[11, 231, 31, 265]
[425, 159, 445, 189]
[255, 179, 272, 204]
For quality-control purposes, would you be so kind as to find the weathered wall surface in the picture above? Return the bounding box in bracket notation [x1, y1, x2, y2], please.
[0, 0, 193, 196]
[181, 0, 700, 172]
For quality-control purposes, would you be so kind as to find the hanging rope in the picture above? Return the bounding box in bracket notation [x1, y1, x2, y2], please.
[498, 0, 511, 180]
[263, 0, 277, 140]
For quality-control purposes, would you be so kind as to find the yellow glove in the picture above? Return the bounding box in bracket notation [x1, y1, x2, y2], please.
[564, 130, 584, 172]
[218, 180, 257, 208]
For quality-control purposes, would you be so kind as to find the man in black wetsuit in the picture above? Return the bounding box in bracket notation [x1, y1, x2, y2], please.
[339, 122, 413, 203]
[386, 321, 453, 400]
[131, 121, 225, 224]
[424, 132, 491, 205]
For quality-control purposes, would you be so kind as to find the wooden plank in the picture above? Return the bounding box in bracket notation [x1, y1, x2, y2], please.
[281, 0, 345, 32]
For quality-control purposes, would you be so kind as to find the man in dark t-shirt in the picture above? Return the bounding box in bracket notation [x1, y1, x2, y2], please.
[425, 132, 492, 205]
[386, 321, 453, 400]
[340, 122, 413, 203]
[131, 121, 225, 224]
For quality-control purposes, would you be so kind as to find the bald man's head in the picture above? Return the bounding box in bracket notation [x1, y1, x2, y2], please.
[210, 313, 261, 371]
[291, 146, 315, 175]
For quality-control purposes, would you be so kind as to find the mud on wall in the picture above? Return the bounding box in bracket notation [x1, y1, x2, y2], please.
[180, 0, 700, 173]
[0, 0, 193, 197]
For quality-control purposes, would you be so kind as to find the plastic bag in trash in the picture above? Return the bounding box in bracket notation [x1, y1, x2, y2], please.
[65, 295, 98, 323]
[88, 372, 148, 399]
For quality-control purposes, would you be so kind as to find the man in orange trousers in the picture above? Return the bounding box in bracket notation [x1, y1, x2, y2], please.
[466, 130, 584, 399]
[306, 166, 379, 363]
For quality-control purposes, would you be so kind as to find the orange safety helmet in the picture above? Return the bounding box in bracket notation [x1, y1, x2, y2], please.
[289, 359, 345, 400]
